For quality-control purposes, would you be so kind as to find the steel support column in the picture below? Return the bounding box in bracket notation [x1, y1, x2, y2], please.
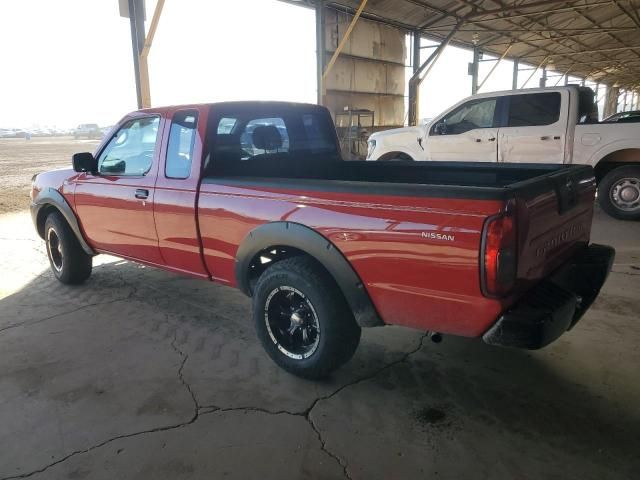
[471, 47, 480, 95]
[315, 0, 325, 105]
[604, 86, 620, 117]
[413, 30, 421, 73]
[128, 0, 146, 109]
[478, 44, 512, 92]
[512, 58, 519, 89]
[125, 0, 163, 108]
[540, 67, 547, 87]
[408, 25, 461, 126]
[522, 56, 548, 88]
[139, 0, 164, 108]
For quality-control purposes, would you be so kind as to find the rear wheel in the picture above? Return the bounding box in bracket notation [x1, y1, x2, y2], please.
[598, 166, 640, 220]
[45, 212, 92, 284]
[252, 256, 361, 379]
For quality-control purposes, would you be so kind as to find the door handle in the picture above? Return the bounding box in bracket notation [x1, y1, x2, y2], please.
[488, 137, 496, 142]
[135, 189, 149, 199]
[475, 138, 482, 143]
[540, 136, 550, 140]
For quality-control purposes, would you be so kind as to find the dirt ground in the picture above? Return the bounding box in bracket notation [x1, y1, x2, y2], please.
[1, 200, 639, 479]
[0, 137, 99, 213]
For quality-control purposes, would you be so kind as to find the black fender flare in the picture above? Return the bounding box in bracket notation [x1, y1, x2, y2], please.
[235, 222, 383, 328]
[31, 188, 95, 255]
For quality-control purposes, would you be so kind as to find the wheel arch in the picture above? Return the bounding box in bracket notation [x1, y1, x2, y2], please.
[235, 222, 384, 328]
[32, 188, 95, 255]
[377, 151, 415, 162]
[592, 148, 640, 183]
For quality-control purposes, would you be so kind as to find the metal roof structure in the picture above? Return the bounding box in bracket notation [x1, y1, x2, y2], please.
[288, 0, 640, 89]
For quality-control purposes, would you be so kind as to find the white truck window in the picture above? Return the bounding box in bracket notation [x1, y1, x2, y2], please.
[435, 99, 497, 135]
[508, 93, 561, 127]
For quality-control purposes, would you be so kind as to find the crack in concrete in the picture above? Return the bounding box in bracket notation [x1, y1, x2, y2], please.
[170, 332, 201, 422]
[198, 332, 430, 480]
[0, 324, 196, 480]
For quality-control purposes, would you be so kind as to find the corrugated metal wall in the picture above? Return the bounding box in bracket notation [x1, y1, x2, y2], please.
[323, 9, 406, 127]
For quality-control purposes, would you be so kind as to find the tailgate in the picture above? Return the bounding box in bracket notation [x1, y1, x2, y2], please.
[512, 165, 596, 290]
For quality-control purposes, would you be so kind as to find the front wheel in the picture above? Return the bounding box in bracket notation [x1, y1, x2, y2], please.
[598, 166, 640, 220]
[45, 212, 93, 284]
[252, 256, 361, 379]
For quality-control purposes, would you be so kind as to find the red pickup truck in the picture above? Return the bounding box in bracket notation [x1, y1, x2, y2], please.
[31, 102, 614, 379]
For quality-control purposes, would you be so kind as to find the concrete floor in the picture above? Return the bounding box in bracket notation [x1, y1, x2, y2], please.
[1, 208, 638, 480]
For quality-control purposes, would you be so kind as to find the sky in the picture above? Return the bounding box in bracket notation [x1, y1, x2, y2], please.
[0, 0, 318, 128]
[0, 0, 610, 129]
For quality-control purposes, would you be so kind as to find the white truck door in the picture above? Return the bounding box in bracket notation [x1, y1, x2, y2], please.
[498, 91, 568, 163]
[425, 97, 499, 162]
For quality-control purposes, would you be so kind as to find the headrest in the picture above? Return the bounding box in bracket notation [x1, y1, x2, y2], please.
[252, 125, 282, 151]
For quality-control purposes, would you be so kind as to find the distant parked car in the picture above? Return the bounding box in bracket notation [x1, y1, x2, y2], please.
[73, 123, 102, 139]
[603, 110, 640, 123]
[0, 128, 28, 138]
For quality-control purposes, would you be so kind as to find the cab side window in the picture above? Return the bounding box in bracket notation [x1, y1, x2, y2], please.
[507, 93, 561, 126]
[166, 110, 198, 179]
[431, 98, 497, 135]
[98, 116, 160, 175]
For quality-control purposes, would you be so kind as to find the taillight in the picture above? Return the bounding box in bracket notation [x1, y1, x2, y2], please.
[482, 212, 517, 297]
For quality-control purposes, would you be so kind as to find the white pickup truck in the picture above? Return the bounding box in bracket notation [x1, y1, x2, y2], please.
[367, 86, 640, 220]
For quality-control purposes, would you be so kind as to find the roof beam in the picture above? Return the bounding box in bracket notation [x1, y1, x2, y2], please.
[612, 0, 640, 30]
[526, 45, 640, 57]
[465, 1, 612, 24]
[466, 0, 580, 19]
[482, 30, 638, 46]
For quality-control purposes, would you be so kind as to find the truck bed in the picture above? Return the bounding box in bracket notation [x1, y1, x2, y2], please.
[212, 158, 592, 198]
[199, 159, 596, 336]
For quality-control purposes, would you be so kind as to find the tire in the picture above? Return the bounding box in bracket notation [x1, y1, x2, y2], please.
[252, 256, 361, 379]
[379, 152, 414, 162]
[44, 212, 92, 284]
[598, 166, 640, 220]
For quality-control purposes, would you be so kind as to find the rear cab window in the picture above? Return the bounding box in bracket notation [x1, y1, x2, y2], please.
[205, 105, 339, 177]
[507, 93, 561, 127]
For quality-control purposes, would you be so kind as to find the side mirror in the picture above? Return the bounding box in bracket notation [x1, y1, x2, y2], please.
[433, 122, 447, 135]
[72, 152, 98, 174]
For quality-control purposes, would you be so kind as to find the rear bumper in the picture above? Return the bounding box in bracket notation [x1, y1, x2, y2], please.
[483, 244, 615, 349]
